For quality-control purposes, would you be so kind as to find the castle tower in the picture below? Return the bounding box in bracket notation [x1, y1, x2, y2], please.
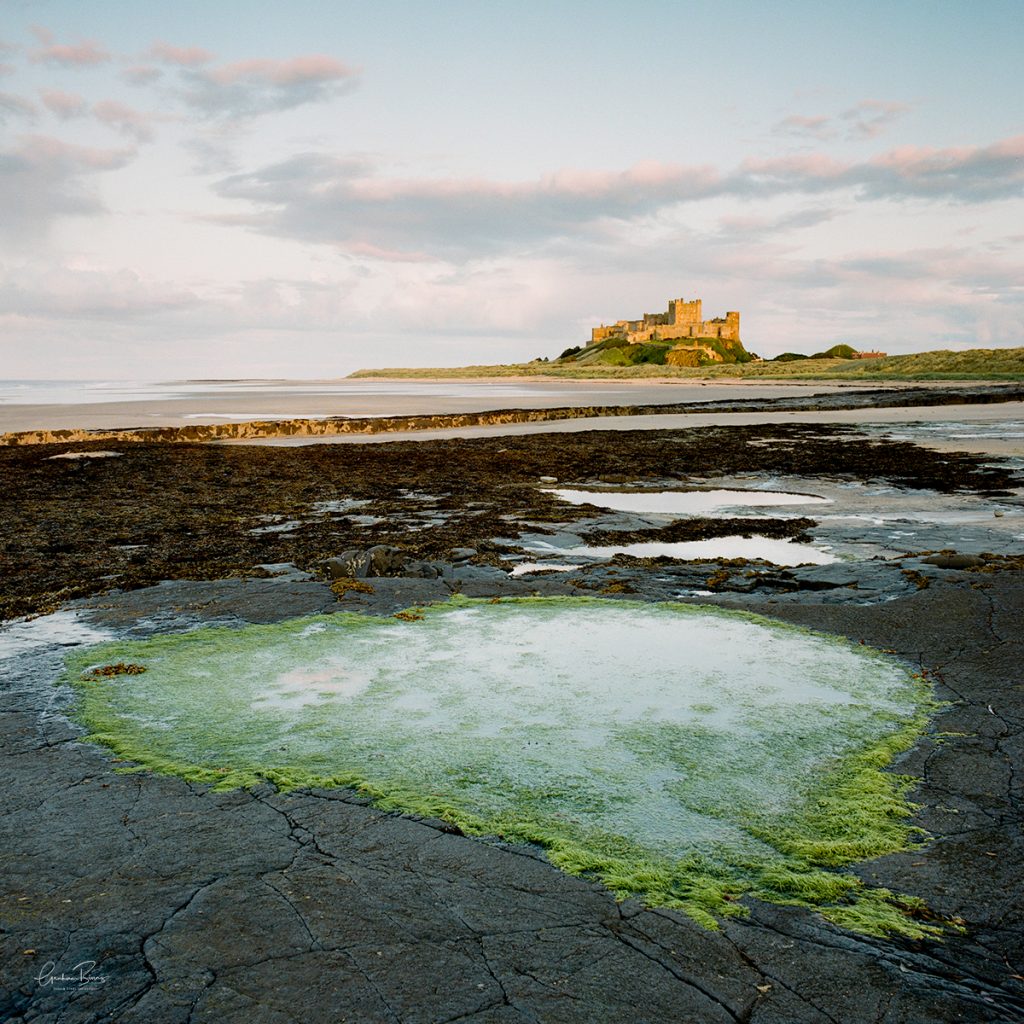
[671, 298, 702, 328]
[723, 311, 740, 341]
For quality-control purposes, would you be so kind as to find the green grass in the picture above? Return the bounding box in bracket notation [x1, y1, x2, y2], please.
[349, 346, 1024, 381]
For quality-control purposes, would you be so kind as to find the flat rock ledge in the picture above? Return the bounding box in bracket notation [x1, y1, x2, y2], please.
[2, 572, 1023, 1023]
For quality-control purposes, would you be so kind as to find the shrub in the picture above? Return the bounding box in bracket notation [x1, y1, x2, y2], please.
[810, 344, 857, 359]
[629, 343, 670, 365]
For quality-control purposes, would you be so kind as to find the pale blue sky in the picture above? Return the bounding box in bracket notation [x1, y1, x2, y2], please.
[1, 0, 1021, 377]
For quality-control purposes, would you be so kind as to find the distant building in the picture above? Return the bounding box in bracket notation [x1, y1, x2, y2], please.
[590, 297, 740, 346]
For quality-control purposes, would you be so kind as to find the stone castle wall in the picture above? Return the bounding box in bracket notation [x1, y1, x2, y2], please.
[590, 299, 739, 345]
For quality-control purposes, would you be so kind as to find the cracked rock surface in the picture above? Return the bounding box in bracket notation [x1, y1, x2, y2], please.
[1, 570, 1022, 1023]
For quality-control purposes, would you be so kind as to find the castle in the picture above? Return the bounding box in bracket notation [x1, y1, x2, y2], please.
[590, 297, 740, 346]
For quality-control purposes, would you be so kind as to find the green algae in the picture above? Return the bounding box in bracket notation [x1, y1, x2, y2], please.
[62, 596, 944, 938]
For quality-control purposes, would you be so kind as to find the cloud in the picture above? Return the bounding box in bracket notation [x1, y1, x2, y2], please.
[735, 135, 1024, 202]
[40, 88, 88, 119]
[212, 155, 722, 258]
[148, 41, 215, 66]
[30, 36, 111, 67]
[211, 135, 1024, 260]
[40, 91, 162, 141]
[772, 100, 911, 144]
[844, 135, 1024, 201]
[0, 91, 37, 123]
[771, 115, 835, 141]
[182, 127, 245, 174]
[0, 63, 14, 77]
[92, 100, 162, 143]
[842, 99, 911, 140]
[180, 54, 359, 117]
[715, 206, 838, 240]
[122, 65, 163, 86]
[0, 134, 134, 241]
[0, 262, 200, 319]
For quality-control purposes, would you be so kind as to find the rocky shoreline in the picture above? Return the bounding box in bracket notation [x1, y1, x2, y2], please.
[2, 411, 1023, 1022]
[1, 419, 1018, 622]
[2, 383, 1022, 447]
[3, 568, 1022, 1022]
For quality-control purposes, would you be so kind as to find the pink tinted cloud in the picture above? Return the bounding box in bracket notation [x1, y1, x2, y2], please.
[31, 38, 111, 67]
[0, 134, 135, 240]
[148, 41, 214, 66]
[737, 152, 849, 188]
[772, 114, 835, 140]
[772, 100, 911, 144]
[93, 100, 160, 143]
[842, 99, 911, 139]
[18, 134, 133, 171]
[345, 161, 720, 205]
[40, 88, 88, 119]
[863, 135, 1024, 198]
[539, 161, 719, 200]
[344, 241, 434, 263]
[182, 55, 359, 116]
[213, 131, 1024, 261]
[208, 55, 354, 86]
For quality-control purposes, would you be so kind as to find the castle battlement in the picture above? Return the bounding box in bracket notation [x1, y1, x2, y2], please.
[590, 296, 740, 346]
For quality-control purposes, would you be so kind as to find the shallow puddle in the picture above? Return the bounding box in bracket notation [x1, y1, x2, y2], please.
[533, 537, 837, 566]
[66, 598, 935, 934]
[545, 487, 830, 517]
[47, 451, 123, 460]
[0, 610, 111, 658]
[509, 563, 577, 577]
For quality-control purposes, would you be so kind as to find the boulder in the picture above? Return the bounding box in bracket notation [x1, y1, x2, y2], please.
[326, 545, 407, 579]
[921, 553, 985, 570]
[326, 546, 448, 580]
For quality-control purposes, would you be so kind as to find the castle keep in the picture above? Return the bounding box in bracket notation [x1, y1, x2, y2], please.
[590, 297, 740, 346]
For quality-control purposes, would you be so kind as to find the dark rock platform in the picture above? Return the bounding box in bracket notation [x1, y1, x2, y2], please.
[2, 567, 1022, 1023]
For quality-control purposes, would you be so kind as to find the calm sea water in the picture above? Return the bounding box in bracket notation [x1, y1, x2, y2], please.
[0, 379, 585, 407]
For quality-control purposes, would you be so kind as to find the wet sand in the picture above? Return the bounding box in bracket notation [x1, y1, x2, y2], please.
[237, 400, 1024, 456]
[0, 379, 916, 433]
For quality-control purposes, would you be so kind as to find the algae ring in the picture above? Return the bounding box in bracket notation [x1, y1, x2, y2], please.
[65, 597, 939, 937]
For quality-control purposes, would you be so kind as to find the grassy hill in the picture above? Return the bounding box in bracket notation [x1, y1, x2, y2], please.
[562, 333, 753, 369]
[351, 346, 1024, 382]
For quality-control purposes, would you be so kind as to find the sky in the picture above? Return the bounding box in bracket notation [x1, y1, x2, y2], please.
[0, 0, 1022, 379]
